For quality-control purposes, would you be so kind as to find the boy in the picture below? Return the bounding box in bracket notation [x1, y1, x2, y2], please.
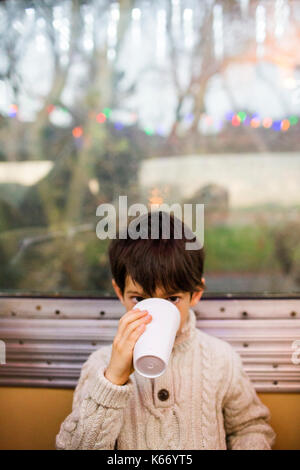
[56, 210, 276, 450]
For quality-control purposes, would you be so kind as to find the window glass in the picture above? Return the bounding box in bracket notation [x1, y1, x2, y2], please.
[0, 0, 300, 296]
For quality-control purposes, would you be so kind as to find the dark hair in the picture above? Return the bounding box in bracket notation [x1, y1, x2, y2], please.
[108, 210, 205, 298]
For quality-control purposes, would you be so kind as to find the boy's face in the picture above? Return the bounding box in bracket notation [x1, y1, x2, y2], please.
[112, 275, 205, 333]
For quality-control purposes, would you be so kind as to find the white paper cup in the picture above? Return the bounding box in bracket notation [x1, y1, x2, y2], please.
[133, 298, 181, 378]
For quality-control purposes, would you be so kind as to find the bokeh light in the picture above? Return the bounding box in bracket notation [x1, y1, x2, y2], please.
[232, 115, 241, 126]
[281, 119, 290, 131]
[8, 104, 18, 118]
[263, 117, 273, 128]
[250, 117, 260, 128]
[72, 126, 83, 138]
[96, 113, 106, 123]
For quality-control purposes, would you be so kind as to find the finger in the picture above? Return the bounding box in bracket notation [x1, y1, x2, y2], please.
[117, 308, 149, 337]
[117, 323, 146, 352]
[126, 322, 148, 347]
[117, 314, 151, 349]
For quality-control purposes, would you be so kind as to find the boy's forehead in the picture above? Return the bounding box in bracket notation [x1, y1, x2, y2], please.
[124, 275, 179, 296]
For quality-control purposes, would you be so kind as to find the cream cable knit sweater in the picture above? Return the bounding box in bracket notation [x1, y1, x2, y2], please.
[55, 308, 276, 450]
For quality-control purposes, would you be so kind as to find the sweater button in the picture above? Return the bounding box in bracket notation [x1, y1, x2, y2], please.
[157, 389, 169, 401]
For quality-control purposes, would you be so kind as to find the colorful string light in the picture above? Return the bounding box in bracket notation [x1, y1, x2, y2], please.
[144, 126, 154, 135]
[103, 108, 112, 118]
[8, 104, 18, 117]
[232, 114, 241, 126]
[4, 102, 300, 138]
[250, 117, 260, 128]
[237, 111, 247, 122]
[289, 116, 298, 126]
[72, 126, 83, 138]
[75, 108, 299, 136]
[225, 111, 235, 121]
[184, 113, 194, 123]
[263, 117, 272, 128]
[47, 104, 55, 114]
[272, 121, 282, 131]
[281, 119, 290, 131]
[243, 116, 251, 126]
[96, 112, 106, 123]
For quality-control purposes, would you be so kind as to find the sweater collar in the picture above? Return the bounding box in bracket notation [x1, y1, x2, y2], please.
[172, 307, 197, 352]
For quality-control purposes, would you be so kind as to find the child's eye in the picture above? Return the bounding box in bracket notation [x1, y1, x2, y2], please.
[131, 296, 145, 303]
[131, 296, 180, 304]
[168, 296, 180, 304]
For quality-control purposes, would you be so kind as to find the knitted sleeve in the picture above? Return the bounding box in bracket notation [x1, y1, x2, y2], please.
[55, 348, 134, 450]
[222, 349, 276, 450]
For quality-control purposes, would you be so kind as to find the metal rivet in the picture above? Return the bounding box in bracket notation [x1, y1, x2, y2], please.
[243, 343, 249, 348]
[273, 364, 278, 368]
[11, 311, 16, 316]
[91, 342, 97, 346]
[36, 305, 41, 310]
[220, 307, 225, 312]
[19, 340, 24, 345]
[100, 311, 105, 316]
[290, 311, 297, 317]
[273, 381, 278, 385]
[55, 310, 60, 315]
[242, 311, 248, 318]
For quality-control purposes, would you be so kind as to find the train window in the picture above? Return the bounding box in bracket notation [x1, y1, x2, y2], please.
[0, 0, 300, 298]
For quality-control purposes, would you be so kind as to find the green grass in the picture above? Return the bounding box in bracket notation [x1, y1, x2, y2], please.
[0, 222, 291, 288]
[203, 225, 276, 272]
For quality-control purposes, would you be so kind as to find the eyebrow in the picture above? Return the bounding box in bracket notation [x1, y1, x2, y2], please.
[127, 290, 181, 296]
